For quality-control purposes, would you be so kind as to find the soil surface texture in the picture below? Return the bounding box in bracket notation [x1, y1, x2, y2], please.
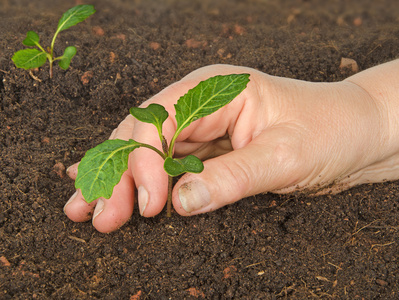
[1, 0, 399, 299]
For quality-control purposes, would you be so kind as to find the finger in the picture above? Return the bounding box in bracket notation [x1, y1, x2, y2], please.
[129, 77, 214, 217]
[66, 162, 79, 180]
[83, 115, 137, 231]
[129, 112, 172, 217]
[65, 114, 137, 230]
[172, 127, 304, 215]
[91, 171, 135, 233]
[109, 114, 136, 140]
[65, 167, 135, 232]
[63, 189, 98, 222]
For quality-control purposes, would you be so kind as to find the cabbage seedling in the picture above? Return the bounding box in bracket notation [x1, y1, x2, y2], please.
[12, 5, 96, 78]
[75, 73, 250, 217]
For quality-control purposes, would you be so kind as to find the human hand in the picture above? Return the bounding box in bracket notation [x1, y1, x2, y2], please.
[64, 62, 399, 233]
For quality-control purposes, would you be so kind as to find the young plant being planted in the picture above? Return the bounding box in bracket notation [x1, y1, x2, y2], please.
[75, 73, 250, 217]
[12, 5, 96, 78]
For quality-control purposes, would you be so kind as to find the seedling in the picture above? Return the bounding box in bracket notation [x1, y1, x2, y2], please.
[12, 5, 96, 78]
[75, 74, 250, 217]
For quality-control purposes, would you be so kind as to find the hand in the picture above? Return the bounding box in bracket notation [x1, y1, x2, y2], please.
[64, 61, 399, 233]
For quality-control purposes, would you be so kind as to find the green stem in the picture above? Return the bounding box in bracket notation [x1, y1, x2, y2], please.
[161, 135, 168, 154]
[140, 143, 166, 159]
[167, 130, 181, 157]
[50, 29, 61, 59]
[49, 60, 53, 78]
[34, 42, 46, 53]
[49, 26, 63, 77]
[167, 175, 173, 217]
[158, 135, 173, 217]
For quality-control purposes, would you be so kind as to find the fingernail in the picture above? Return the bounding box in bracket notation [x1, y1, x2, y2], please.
[93, 198, 105, 220]
[66, 165, 76, 177]
[179, 181, 210, 213]
[138, 186, 148, 216]
[64, 190, 78, 213]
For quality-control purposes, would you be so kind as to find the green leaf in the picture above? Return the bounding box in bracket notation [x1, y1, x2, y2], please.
[58, 46, 77, 70]
[130, 104, 169, 139]
[12, 49, 47, 70]
[174, 73, 250, 133]
[22, 31, 40, 46]
[75, 139, 141, 203]
[164, 155, 204, 177]
[57, 4, 96, 33]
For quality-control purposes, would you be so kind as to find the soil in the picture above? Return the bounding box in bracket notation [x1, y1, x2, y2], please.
[1, 0, 398, 298]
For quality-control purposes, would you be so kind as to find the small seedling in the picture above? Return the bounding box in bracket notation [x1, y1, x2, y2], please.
[12, 5, 96, 78]
[75, 73, 250, 217]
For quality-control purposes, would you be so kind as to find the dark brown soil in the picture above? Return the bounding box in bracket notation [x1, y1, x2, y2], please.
[1, 0, 398, 298]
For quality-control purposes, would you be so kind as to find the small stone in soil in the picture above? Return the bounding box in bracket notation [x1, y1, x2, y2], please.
[53, 162, 66, 178]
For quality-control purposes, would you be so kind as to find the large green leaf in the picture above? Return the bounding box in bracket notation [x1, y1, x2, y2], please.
[130, 104, 169, 139]
[12, 49, 47, 69]
[174, 73, 250, 134]
[58, 46, 77, 70]
[164, 155, 204, 177]
[22, 31, 40, 47]
[75, 139, 140, 203]
[57, 5, 96, 33]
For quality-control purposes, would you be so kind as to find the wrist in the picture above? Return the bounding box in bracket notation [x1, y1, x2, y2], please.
[344, 60, 399, 157]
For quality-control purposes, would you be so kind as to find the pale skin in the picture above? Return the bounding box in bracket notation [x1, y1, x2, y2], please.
[64, 60, 399, 233]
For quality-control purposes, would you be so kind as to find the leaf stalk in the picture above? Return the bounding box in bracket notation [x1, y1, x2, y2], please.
[167, 175, 173, 217]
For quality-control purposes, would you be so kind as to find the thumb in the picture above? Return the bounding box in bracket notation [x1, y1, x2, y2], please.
[172, 129, 303, 216]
